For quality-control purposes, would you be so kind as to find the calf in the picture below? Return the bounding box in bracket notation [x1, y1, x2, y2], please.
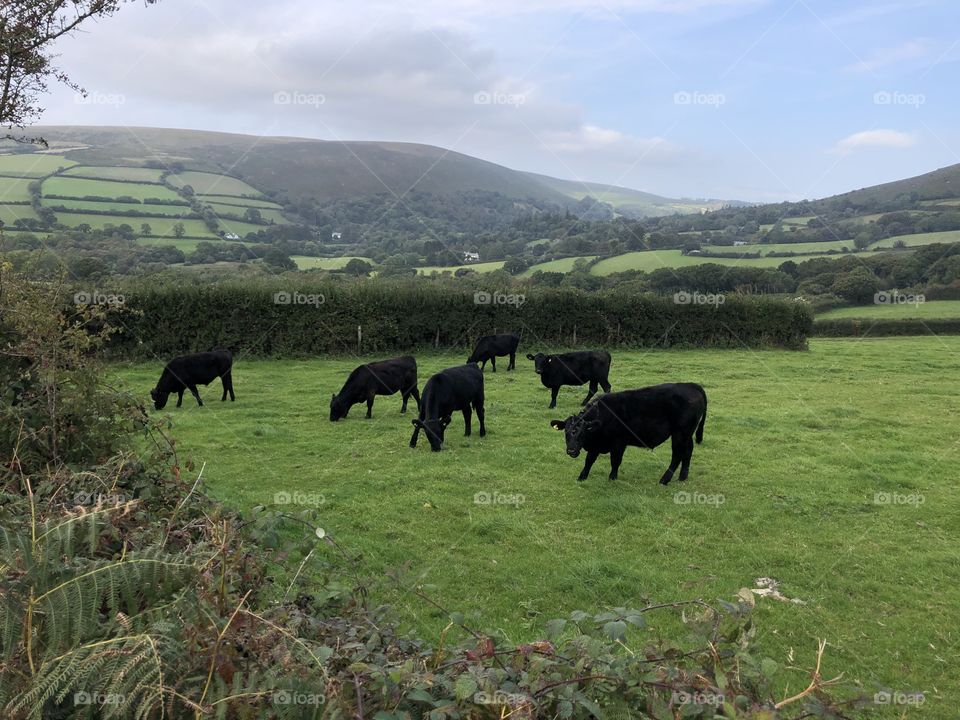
[410, 364, 485, 452]
[151, 350, 234, 410]
[550, 383, 707, 484]
[526, 350, 612, 408]
[330, 356, 420, 421]
[467, 333, 519, 372]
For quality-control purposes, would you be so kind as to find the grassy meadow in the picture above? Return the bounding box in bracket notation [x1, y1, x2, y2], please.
[113, 337, 960, 714]
[818, 299, 960, 320]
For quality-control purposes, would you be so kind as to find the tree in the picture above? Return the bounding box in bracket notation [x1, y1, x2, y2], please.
[344, 258, 373, 276]
[140, 223, 152, 236]
[502, 256, 529, 275]
[1, 1, 157, 137]
[244, 207, 262, 223]
[172, 222, 185, 238]
[263, 247, 297, 271]
[831, 267, 880, 304]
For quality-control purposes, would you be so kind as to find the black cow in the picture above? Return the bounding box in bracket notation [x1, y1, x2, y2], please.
[550, 383, 707, 484]
[526, 350, 612, 408]
[410, 364, 485, 452]
[467, 333, 519, 372]
[151, 350, 235, 410]
[330, 356, 420, 421]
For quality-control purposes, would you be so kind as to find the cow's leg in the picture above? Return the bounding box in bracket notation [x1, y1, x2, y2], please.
[188, 384, 203, 407]
[508, 352, 515, 370]
[480, 359, 487, 371]
[410, 424, 421, 448]
[411, 385, 421, 411]
[583, 381, 598, 405]
[490, 356, 496, 373]
[548, 386, 560, 409]
[400, 390, 410, 413]
[600, 377, 611, 393]
[226, 371, 235, 401]
[678, 435, 694, 482]
[221, 374, 228, 401]
[475, 400, 486, 437]
[608, 445, 625, 481]
[176, 389, 184, 407]
[578, 450, 599, 481]
[365, 392, 375, 419]
[462, 406, 472, 436]
[660, 434, 685, 485]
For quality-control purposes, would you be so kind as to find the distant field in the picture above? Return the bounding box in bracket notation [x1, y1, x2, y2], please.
[41, 198, 194, 217]
[206, 202, 287, 224]
[522, 256, 596, 275]
[214, 217, 276, 237]
[417, 260, 506, 275]
[0, 204, 39, 225]
[54, 212, 214, 237]
[591, 249, 790, 274]
[0, 177, 35, 202]
[169, 172, 263, 197]
[137, 237, 257, 253]
[0, 154, 75, 176]
[293, 255, 375, 270]
[872, 230, 960, 248]
[196, 194, 282, 209]
[61, 166, 165, 183]
[817, 300, 960, 320]
[42, 176, 181, 202]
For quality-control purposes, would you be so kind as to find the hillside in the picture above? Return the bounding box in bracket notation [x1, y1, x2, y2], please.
[814, 162, 960, 210]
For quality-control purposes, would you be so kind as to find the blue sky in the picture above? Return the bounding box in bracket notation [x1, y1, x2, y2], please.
[43, 0, 959, 202]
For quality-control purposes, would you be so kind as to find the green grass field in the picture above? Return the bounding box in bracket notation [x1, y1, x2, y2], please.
[41, 176, 181, 202]
[40, 198, 194, 217]
[61, 165, 165, 183]
[523, 256, 597, 275]
[0, 177, 36, 202]
[205, 202, 287, 224]
[112, 337, 960, 713]
[0, 153, 75, 176]
[591, 249, 790, 273]
[196, 194, 282, 209]
[873, 230, 960, 248]
[169, 171, 264, 197]
[817, 299, 960, 320]
[417, 260, 506, 274]
[54, 212, 214, 237]
[293, 255, 375, 270]
[0, 203, 39, 225]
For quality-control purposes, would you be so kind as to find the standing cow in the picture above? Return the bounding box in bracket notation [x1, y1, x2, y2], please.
[526, 350, 612, 408]
[410, 364, 486, 452]
[467, 333, 519, 372]
[330, 356, 420, 421]
[550, 383, 707, 484]
[151, 350, 235, 410]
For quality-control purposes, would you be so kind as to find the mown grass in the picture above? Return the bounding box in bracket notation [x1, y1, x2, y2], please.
[39, 198, 193, 216]
[0, 203, 38, 225]
[112, 337, 960, 715]
[0, 153, 75, 176]
[53, 213, 215, 237]
[293, 255, 375, 270]
[873, 230, 960, 248]
[61, 165, 165, 182]
[41, 176, 181, 202]
[0, 177, 36, 202]
[818, 299, 960, 320]
[168, 171, 264, 197]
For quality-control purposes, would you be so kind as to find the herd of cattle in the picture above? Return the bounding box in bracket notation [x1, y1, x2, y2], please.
[150, 333, 708, 484]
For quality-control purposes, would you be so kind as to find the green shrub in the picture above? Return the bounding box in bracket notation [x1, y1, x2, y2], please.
[814, 317, 960, 337]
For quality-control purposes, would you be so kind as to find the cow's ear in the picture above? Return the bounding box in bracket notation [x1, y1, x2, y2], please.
[550, 420, 566, 430]
[525, 353, 535, 360]
[440, 415, 452, 428]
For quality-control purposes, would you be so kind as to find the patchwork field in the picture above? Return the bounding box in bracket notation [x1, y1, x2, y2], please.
[41, 176, 180, 202]
[293, 255, 376, 270]
[61, 165, 165, 182]
[817, 299, 960, 320]
[41, 198, 193, 216]
[169, 171, 264, 197]
[113, 337, 960, 714]
[54, 213, 212, 236]
[0, 153, 75, 176]
[0, 177, 36, 202]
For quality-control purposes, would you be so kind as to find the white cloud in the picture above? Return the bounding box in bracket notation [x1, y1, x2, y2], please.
[829, 129, 917, 155]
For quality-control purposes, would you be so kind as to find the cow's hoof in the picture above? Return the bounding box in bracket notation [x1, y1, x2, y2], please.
[608, 475, 617, 481]
[577, 475, 588, 482]
[659, 475, 672, 485]
[409, 442, 417, 449]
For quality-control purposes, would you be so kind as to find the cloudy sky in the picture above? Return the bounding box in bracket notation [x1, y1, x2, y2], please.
[42, 0, 959, 202]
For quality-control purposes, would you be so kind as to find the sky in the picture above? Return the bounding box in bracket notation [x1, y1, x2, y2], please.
[40, 0, 960, 202]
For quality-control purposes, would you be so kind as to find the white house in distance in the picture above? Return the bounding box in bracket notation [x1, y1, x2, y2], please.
[733, 240, 748, 246]
[462, 251, 480, 262]
[331, 231, 343, 240]
[223, 232, 240, 240]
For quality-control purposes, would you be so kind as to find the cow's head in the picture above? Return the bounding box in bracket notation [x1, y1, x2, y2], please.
[329, 393, 348, 422]
[412, 415, 452, 451]
[526, 352, 551, 374]
[466, 349, 481, 364]
[550, 412, 598, 458]
[150, 387, 169, 411]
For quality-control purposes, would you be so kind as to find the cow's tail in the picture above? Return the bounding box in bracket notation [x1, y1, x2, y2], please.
[695, 387, 707, 444]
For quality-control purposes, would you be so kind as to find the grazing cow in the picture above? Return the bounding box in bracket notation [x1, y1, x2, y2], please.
[550, 383, 707, 484]
[467, 333, 519, 372]
[526, 350, 612, 408]
[151, 350, 234, 410]
[410, 364, 485, 452]
[330, 356, 420, 421]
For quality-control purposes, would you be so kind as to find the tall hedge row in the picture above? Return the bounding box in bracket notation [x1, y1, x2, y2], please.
[814, 317, 960, 337]
[103, 281, 813, 358]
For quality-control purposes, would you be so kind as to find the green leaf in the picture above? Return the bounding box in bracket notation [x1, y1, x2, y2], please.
[454, 675, 478, 701]
[407, 688, 436, 704]
[574, 691, 605, 719]
[624, 613, 645, 628]
[546, 618, 567, 638]
[761, 657, 778, 677]
[602, 620, 627, 641]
